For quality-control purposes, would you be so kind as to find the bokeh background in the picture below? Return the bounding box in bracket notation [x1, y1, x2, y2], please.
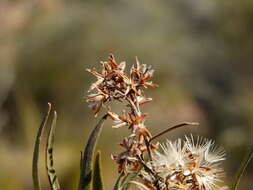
[1, 0, 253, 189]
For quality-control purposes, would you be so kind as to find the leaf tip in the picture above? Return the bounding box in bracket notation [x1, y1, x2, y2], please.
[47, 102, 52, 109]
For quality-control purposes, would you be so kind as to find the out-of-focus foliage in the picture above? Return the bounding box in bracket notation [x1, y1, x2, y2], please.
[0, 0, 253, 189]
[231, 144, 253, 190]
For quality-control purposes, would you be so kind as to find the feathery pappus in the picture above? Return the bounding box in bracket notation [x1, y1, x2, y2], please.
[135, 135, 226, 190]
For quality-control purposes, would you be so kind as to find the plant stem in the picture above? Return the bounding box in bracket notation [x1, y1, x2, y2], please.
[149, 122, 198, 143]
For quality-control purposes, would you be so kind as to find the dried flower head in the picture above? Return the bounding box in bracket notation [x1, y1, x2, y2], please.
[86, 54, 157, 117]
[137, 135, 226, 190]
[86, 54, 158, 173]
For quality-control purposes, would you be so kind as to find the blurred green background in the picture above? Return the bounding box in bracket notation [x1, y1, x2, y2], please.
[1, 0, 253, 189]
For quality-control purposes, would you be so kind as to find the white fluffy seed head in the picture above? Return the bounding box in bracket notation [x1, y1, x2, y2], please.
[140, 135, 226, 190]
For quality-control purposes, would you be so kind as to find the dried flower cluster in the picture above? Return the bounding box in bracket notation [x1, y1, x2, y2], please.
[87, 54, 158, 173]
[86, 54, 226, 190]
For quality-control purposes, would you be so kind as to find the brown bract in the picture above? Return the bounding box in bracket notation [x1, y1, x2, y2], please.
[86, 54, 158, 174]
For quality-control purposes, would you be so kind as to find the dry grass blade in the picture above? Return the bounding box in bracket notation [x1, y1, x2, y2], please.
[46, 111, 61, 190]
[78, 114, 107, 190]
[32, 103, 52, 190]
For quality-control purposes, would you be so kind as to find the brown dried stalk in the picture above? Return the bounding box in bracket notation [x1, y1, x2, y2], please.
[86, 55, 199, 190]
[149, 122, 199, 143]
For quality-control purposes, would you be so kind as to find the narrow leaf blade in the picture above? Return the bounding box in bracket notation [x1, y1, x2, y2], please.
[122, 171, 140, 190]
[231, 144, 253, 190]
[113, 173, 124, 190]
[92, 151, 104, 190]
[46, 111, 61, 190]
[78, 114, 107, 190]
[32, 103, 51, 190]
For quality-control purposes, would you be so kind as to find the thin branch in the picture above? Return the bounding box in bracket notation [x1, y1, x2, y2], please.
[149, 122, 199, 143]
[137, 156, 162, 190]
[133, 93, 141, 114]
[126, 97, 141, 117]
[144, 136, 153, 162]
[137, 155, 163, 183]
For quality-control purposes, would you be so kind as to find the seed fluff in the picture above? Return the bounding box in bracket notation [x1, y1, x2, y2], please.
[136, 135, 226, 190]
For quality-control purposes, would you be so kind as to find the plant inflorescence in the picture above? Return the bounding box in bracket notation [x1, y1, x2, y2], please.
[32, 54, 253, 190]
[86, 54, 226, 190]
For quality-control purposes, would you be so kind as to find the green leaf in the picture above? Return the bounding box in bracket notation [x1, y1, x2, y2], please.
[92, 151, 104, 190]
[45, 111, 61, 190]
[113, 173, 124, 190]
[32, 103, 52, 190]
[78, 114, 107, 190]
[231, 144, 253, 190]
[121, 171, 139, 190]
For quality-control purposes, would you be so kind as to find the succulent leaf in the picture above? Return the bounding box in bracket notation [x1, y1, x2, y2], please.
[92, 151, 104, 190]
[46, 111, 61, 190]
[78, 114, 107, 190]
[121, 172, 139, 190]
[113, 173, 124, 190]
[32, 103, 51, 190]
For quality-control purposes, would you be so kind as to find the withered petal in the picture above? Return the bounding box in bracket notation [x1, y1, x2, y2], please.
[86, 94, 105, 102]
[107, 111, 121, 121]
[134, 114, 148, 123]
[112, 122, 128, 128]
[86, 68, 103, 78]
[108, 54, 118, 69]
[118, 61, 126, 71]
